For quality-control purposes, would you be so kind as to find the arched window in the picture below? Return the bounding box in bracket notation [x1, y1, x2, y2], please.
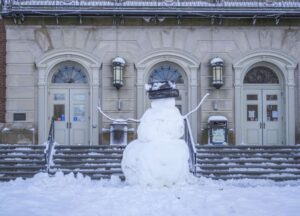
[244, 66, 279, 84]
[51, 62, 88, 84]
[148, 63, 184, 84]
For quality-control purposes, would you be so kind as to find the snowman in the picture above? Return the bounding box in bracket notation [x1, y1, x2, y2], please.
[97, 82, 209, 187]
[122, 81, 191, 186]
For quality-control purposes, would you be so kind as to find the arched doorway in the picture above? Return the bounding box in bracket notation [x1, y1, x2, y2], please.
[233, 50, 297, 145]
[49, 61, 90, 145]
[242, 66, 283, 145]
[147, 62, 188, 114]
[36, 49, 101, 145]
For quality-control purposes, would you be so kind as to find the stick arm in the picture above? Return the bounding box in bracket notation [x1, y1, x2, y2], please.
[97, 101, 140, 123]
[183, 93, 210, 119]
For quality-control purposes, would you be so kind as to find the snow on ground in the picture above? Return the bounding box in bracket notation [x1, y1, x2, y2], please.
[0, 173, 300, 216]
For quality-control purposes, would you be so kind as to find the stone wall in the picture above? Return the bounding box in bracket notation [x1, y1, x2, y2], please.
[3, 17, 300, 144]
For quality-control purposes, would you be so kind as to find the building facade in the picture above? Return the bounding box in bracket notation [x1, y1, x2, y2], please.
[0, 0, 300, 145]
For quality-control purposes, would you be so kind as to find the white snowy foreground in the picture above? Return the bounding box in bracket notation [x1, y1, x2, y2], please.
[1, 173, 300, 216]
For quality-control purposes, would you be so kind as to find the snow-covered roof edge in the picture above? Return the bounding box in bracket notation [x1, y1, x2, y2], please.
[1, 0, 300, 17]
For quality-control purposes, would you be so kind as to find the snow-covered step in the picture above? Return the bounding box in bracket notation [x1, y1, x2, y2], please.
[54, 149, 124, 154]
[195, 145, 300, 181]
[53, 159, 122, 165]
[198, 165, 300, 170]
[200, 175, 300, 181]
[197, 154, 300, 159]
[50, 145, 125, 180]
[52, 164, 121, 170]
[198, 170, 300, 176]
[53, 154, 123, 160]
[0, 144, 47, 181]
[197, 159, 300, 164]
[196, 145, 300, 149]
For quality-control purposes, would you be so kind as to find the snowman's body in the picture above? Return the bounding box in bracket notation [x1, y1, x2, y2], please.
[121, 98, 190, 187]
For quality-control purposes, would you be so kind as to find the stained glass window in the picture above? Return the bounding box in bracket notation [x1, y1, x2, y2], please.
[244, 67, 279, 84]
[52, 63, 88, 84]
[148, 64, 184, 84]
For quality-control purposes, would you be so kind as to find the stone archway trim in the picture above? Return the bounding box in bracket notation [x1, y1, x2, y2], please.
[233, 50, 297, 145]
[135, 49, 200, 141]
[35, 48, 101, 145]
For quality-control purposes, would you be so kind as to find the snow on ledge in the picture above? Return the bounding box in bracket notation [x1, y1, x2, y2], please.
[208, 115, 227, 122]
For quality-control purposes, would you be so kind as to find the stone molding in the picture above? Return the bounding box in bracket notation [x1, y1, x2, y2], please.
[35, 48, 102, 145]
[233, 49, 298, 145]
[135, 49, 200, 140]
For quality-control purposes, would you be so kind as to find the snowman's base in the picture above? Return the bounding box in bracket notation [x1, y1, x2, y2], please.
[121, 139, 190, 187]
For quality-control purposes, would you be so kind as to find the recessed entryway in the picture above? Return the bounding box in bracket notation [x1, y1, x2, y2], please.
[36, 49, 101, 145]
[48, 62, 90, 145]
[49, 88, 89, 145]
[233, 51, 297, 145]
[243, 66, 283, 145]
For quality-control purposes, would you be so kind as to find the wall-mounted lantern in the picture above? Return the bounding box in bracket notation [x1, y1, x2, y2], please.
[112, 56, 126, 90]
[210, 57, 224, 89]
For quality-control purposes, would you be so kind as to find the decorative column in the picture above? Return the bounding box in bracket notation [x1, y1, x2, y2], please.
[233, 65, 243, 145]
[91, 66, 100, 145]
[286, 65, 296, 145]
[136, 66, 146, 119]
[37, 67, 47, 144]
[189, 65, 199, 141]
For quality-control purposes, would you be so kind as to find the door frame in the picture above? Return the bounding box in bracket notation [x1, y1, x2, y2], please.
[233, 50, 297, 145]
[243, 86, 283, 145]
[49, 86, 90, 145]
[35, 49, 101, 145]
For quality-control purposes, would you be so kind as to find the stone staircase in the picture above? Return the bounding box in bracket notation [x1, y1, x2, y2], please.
[50, 145, 125, 180]
[1, 144, 300, 182]
[0, 144, 47, 181]
[196, 145, 300, 181]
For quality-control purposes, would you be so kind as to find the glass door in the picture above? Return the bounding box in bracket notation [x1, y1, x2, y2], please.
[49, 88, 89, 145]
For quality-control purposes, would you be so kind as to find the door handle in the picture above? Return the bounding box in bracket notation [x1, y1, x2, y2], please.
[66, 122, 72, 129]
[259, 122, 262, 128]
[263, 122, 265, 129]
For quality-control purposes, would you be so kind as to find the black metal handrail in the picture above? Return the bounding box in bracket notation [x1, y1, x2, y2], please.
[45, 117, 55, 172]
[184, 117, 197, 175]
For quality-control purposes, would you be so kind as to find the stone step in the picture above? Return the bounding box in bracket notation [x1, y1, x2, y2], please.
[196, 154, 300, 159]
[197, 175, 300, 181]
[197, 170, 300, 175]
[91, 174, 125, 181]
[0, 160, 46, 165]
[0, 171, 45, 176]
[0, 149, 45, 154]
[51, 164, 121, 169]
[53, 159, 122, 165]
[196, 159, 300, 164]
[197, 165, 300, 170]
[55, 145, 125, 150]
[53, 155, 123, 160]
[54, 149, 124, 154]
[196, 145, 300, 149]
[53, 169, 123, 175]
[197, 150, 300, 154]
[0, 155, 45, 159]
[0, 165, 45, 170]
[0, 144, 45, 149]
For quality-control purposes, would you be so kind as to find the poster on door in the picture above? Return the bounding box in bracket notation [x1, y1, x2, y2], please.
[73, 104, 86, 122]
